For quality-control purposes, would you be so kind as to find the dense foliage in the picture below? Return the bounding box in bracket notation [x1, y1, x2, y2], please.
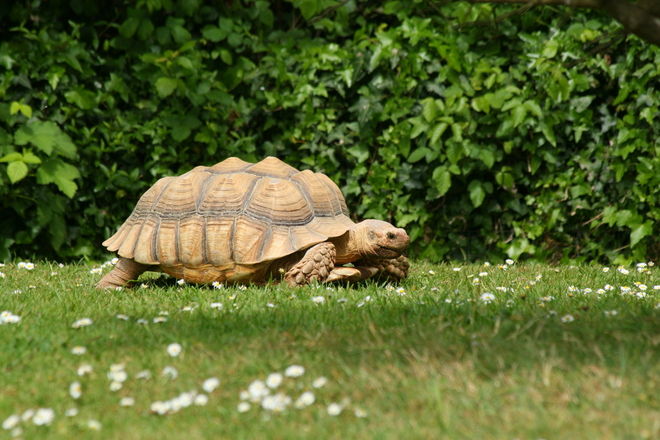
[0, 0, 658, 263]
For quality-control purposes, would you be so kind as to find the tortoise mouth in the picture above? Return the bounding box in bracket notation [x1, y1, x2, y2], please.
[377, 244, 404, 257]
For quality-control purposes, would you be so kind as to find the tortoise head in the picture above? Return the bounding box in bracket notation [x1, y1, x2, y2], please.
[353, 219, 410, 259]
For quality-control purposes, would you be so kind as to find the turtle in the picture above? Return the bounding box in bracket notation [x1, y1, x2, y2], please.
[96, 156, 410, 289]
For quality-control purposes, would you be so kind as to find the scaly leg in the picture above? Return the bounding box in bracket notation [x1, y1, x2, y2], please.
[284, 242, 335, 287]
[352, 255, 410, 283]
[96, 257, 150, 289]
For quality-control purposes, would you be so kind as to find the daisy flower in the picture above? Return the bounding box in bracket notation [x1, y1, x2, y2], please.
[150, 401, 170, 415]
[87, 419, 102, 431]
[108, 370, 127, 383]
[294, 391, 315, 408]
[266, 372, 283, 389]
[604, 310, 618, 317]
[72, 318, 93, 329]
[203, 377, 220, 393]
[2, 415, 19, 430]
[162, 366, 178, 380]
[69, 382, 82, 399]
[312, 296, 325, 304]
[153, 316, 167, 323]
[237, 402, 251, 413]
[120, 397, 135, 407]
[505, 259, 514, 265]
[136, 370, 152, 380]
[327, 403, 342, 416]
[210, 302, 223, 309]
[561, 314, 575, 323]
[32, 408, 55, 426]
[177, 279, 186, 286]
[312, 377, 328, 388]
[480, 293, 495, 303]
[71, 346, 87, 355]
[248, 380, 269, 402]
[65, 408, 78, 417]
[194, 394, 209, 406]
[167, 343, 182, 357]
[452, 267, 461, 272]
[602, 267, 610, 272]
[212, 281, 223, 289]
[116, 314, 130, 321]
[285, 365, 305, 378]
[110, 381, 123, 391]
[89, 268, 102, 274]
[396, 287, 406, 296]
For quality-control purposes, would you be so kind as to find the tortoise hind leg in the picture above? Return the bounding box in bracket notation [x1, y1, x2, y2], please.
[96, 257, 150, 290]
[284, 243, 335, 287]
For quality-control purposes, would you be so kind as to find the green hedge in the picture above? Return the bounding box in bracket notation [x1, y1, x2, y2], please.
[0, 1, 658, 264]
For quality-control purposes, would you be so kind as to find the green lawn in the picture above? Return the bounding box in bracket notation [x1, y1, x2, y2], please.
[1, 260, 660, 439]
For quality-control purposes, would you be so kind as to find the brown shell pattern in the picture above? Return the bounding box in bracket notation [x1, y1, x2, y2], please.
[102, 157, 355, 267]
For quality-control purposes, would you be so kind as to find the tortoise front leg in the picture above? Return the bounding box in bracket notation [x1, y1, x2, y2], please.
[96, 257, 150, 290]
[351, 255, 410, 283]
[284, 242, 336, 287]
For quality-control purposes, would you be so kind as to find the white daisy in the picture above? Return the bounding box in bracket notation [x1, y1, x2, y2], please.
[136, 370, 152, 380]
[294, 391, 315, 408]
[327, 403, 342, 416]
[120, 397, 135, 407]
[284, 365, 305, 378]
[2, 415, 19, 430]
[237, 402, 251, 413]
[561, 314, 575, 323]
[32, 408, 55, 426]
[87, 419, 102, 430]
[312, 377, 328, 388]
[480, 293, 495, 303]
[167, 343, 182, 357]
[69, 382, 82, 399]
[266, 372, 283, 389]
[71, 346, 87, 355]
[162, 366, 178, 380]
[194, 394, 209, 406]
[210, 302, 223, 309]
[312, 296, 325, 304]
[65, 408, 78, 417]
[72, 318, 93, 329]
[202, 377, 220, 393]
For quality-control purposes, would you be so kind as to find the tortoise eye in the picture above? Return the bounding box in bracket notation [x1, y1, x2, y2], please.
[387, 232, 396, 240]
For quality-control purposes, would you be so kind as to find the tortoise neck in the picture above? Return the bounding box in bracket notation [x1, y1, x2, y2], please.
[332, 228, 364, 264]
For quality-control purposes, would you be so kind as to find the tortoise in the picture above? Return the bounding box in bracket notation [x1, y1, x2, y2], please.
[96, 156, 410, 289]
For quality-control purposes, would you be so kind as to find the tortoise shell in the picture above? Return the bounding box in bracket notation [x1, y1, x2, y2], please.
[102, 157, 355, 282]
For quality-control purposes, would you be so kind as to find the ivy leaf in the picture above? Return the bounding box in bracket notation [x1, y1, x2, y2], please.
[36, 158, 81, 198]
[7, 160, 28, 183]
[432, 166, 452, 196]
[0, 152, 23, 163]
[155, 77, 178, 98]
[119, 16, 141, 38]
[630, 221, 653, 247]
[408, 147, 429, 163]
[422, 98, 437, 123]
[299, 0, 319, 20]
[202, 26, 227, 42]
[468, 180, 486, 208]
